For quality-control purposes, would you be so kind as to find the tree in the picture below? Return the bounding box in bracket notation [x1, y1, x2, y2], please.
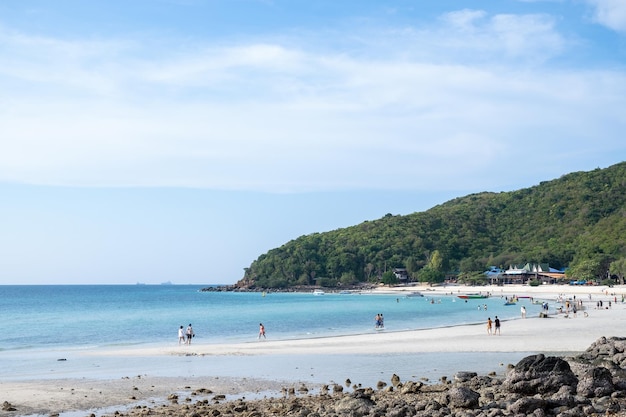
[381, 271, 399, 286]
[459, 257, 485, 274]
[339, 271, 357, 286]
[404, 256, 420, 280]
[418, 267, 445, 284]
[364, 263, 376, 282]
[417, 250, 447, 284]
[566, 258, 603, 282]
[610, 258, 626, 284]
[428, 250, 444, 271]
[457, 271, 488, 286]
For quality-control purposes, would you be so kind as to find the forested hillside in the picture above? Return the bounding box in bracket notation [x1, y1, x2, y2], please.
[238, 162, 626, 289]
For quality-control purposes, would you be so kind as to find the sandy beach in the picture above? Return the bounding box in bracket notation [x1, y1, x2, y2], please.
[142, 283, 626, 356]
[2, 284, 625, 417]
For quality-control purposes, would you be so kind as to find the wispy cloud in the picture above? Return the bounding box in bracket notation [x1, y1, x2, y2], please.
[397, 9, 567, 65]
[1, 9, 624, 192]
[586, 0, 626, 33]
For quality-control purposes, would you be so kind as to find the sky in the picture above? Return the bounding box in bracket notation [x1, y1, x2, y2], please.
[1, 0, 625, 285]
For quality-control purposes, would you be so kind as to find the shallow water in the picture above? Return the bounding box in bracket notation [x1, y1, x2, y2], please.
[0, 285, 543, 349]
[0, 285, 550, 383]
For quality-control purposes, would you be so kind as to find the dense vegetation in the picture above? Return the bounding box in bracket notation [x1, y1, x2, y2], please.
[239, 162, 626, 289]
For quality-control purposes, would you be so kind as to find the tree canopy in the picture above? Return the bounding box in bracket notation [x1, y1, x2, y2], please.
[239, 162, 626, 289]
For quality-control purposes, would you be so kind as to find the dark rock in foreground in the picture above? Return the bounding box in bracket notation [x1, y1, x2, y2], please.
[503, 353, 578, 395]
[102, 336, 626, 417]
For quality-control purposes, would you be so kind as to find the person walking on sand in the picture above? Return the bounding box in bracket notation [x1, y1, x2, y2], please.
[185, 323, 194, 344]
[258, 323, 266, 339]
[494, 316, 501, 335]
[487, 317, 492, 335]
[178, 325, 186, 345]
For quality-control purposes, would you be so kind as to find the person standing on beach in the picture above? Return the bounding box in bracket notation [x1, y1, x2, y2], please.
[258, 323, 266, 339]
[487, 317, 492, 335]
[494, 316, 501, 335]
[186, 324, 194, 344]
[178, 325, 186, 345]
[521, 306, 526, 319]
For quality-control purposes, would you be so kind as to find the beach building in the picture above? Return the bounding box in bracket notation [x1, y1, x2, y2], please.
[393, 268, 409, 283]
[487, 263, 566, 285]
[484, 266, 504, 278]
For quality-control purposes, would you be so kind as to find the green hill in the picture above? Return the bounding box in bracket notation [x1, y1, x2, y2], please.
[238, 162, 626, 289]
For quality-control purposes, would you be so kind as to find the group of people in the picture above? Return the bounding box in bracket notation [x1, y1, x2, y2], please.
[177, 324, 195, 345]
[179, 322, 267, 344]
[374, 313, 384, 329]
[486, 316, 501, 335]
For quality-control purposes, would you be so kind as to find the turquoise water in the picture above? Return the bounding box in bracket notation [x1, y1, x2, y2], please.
[0, 285, 550, 392]
[0, 285, 541, 351]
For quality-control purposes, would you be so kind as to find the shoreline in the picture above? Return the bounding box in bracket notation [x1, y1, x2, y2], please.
[102, 283, 623, 356]
[2, 284, 625, 416]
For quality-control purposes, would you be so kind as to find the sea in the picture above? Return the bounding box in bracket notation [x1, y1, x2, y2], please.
[0, 285, 549, 392]
[0, 285, 545, 350]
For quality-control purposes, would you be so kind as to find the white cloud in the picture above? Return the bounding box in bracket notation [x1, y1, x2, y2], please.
[440, 9, 488, 31]
[587, 0, 626, 33]
[0, 26, 134, 98]
[0, 10, 624, 193]
[435, 9, 565, 62]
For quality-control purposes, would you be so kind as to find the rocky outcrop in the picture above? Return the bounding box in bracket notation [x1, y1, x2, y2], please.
[577, 366, 615, 397]
[503, 354, 578, 395]
[101, 336, 626, 417]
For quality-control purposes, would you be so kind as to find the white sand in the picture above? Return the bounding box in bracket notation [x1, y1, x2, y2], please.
[2, 284, 625, 416]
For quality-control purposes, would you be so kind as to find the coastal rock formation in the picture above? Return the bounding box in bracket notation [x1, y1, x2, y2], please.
[100, 336, 626, 417]
[503, 353, 578, 395]
[442, 386, 480, 408]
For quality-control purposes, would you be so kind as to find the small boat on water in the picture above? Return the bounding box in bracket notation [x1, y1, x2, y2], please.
[457, 293, 488, 299]
[405, 291, 424, 298]
[313, 289, 325, 296]
[504, 301, 517, 306]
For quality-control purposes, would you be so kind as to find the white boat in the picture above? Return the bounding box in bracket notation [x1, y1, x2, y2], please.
[405, 291, 424, 297]
[313, 289, 325, 296]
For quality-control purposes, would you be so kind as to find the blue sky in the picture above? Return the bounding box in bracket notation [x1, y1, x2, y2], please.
[1, 0, 625, 285]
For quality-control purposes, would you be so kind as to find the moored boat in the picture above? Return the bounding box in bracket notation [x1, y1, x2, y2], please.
[405, 291, 424, 297]
[457, 293, 488, 299]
